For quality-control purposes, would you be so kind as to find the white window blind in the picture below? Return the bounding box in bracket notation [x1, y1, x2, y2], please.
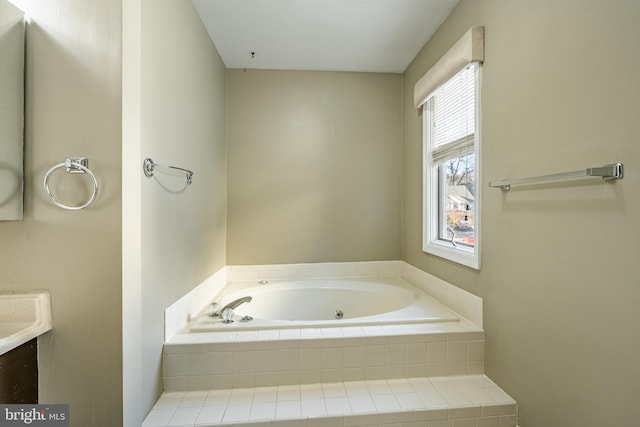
[430, 64, 476, 164]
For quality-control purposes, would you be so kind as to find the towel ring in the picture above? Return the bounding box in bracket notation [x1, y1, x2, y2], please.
[44, 157, 98, 210]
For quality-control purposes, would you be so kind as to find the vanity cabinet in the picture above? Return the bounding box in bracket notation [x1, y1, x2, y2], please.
[0, 338, 38, 403]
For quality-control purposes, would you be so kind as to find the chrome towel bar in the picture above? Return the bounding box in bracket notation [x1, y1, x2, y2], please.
[143, 158, 193, 185]
[489, 163, 623, 191]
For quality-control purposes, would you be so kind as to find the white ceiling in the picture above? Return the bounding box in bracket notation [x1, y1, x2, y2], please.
[191, 0, 459, 73]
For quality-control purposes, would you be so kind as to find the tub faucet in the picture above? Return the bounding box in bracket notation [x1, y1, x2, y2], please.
[221, 296, 252, 313]
[207, 296, 253, 319]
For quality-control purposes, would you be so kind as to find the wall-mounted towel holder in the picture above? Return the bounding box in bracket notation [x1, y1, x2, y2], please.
[43, 157, 98, 210]
[489, 163, 623, 191]
[143, 158, 193, 185]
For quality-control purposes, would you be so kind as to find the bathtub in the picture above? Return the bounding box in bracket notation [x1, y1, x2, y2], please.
[188, 277, 459, 332]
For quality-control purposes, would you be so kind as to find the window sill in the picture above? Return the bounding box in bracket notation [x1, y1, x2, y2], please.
[423, 240, 480, 270]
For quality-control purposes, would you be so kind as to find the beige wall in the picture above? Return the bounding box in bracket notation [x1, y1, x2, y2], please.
[0, 0, 122, 425]
[123, 0, 228, 423]
[402, 1, 640, 425]
[227, 69, 402, 264]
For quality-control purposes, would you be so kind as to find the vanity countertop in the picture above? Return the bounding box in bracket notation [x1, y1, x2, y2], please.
[0, 291, 52, 355]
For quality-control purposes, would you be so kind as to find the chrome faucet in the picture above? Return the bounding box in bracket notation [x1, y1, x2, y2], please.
[220, 296, 252, 313]
[207, 296, 253, 320]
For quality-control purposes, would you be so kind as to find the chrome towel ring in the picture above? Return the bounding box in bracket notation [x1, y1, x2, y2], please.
[43, 157, 98, 210]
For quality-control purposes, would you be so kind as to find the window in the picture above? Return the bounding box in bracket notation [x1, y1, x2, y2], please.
[423, 63, 481, 269]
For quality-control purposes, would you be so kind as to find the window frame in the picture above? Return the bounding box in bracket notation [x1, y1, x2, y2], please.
[422, 63, 482, 270]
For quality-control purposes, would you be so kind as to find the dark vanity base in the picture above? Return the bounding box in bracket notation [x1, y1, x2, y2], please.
[0, 338, 38, 403]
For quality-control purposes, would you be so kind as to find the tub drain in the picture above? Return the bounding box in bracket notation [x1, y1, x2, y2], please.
[334, 309, 344, 319]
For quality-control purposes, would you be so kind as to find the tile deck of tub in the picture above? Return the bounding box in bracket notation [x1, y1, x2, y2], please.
[166, 317, 482, 346]
[143, 374, 517, 427]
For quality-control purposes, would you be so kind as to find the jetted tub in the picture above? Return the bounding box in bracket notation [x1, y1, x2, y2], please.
[188, 277, 459, 332]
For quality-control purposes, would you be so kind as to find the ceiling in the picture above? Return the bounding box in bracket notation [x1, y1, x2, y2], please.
[191, 0, 459, 73]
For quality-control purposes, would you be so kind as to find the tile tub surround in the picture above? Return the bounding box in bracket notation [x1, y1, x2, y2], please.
[151, 262, 515, 426]
[143, 375, 517, 427]
[164, 324, 484, 392]
[165, 261, 482, 343]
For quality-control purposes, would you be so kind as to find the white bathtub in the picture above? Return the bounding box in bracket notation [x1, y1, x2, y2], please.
[188, 277, 459, 332]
